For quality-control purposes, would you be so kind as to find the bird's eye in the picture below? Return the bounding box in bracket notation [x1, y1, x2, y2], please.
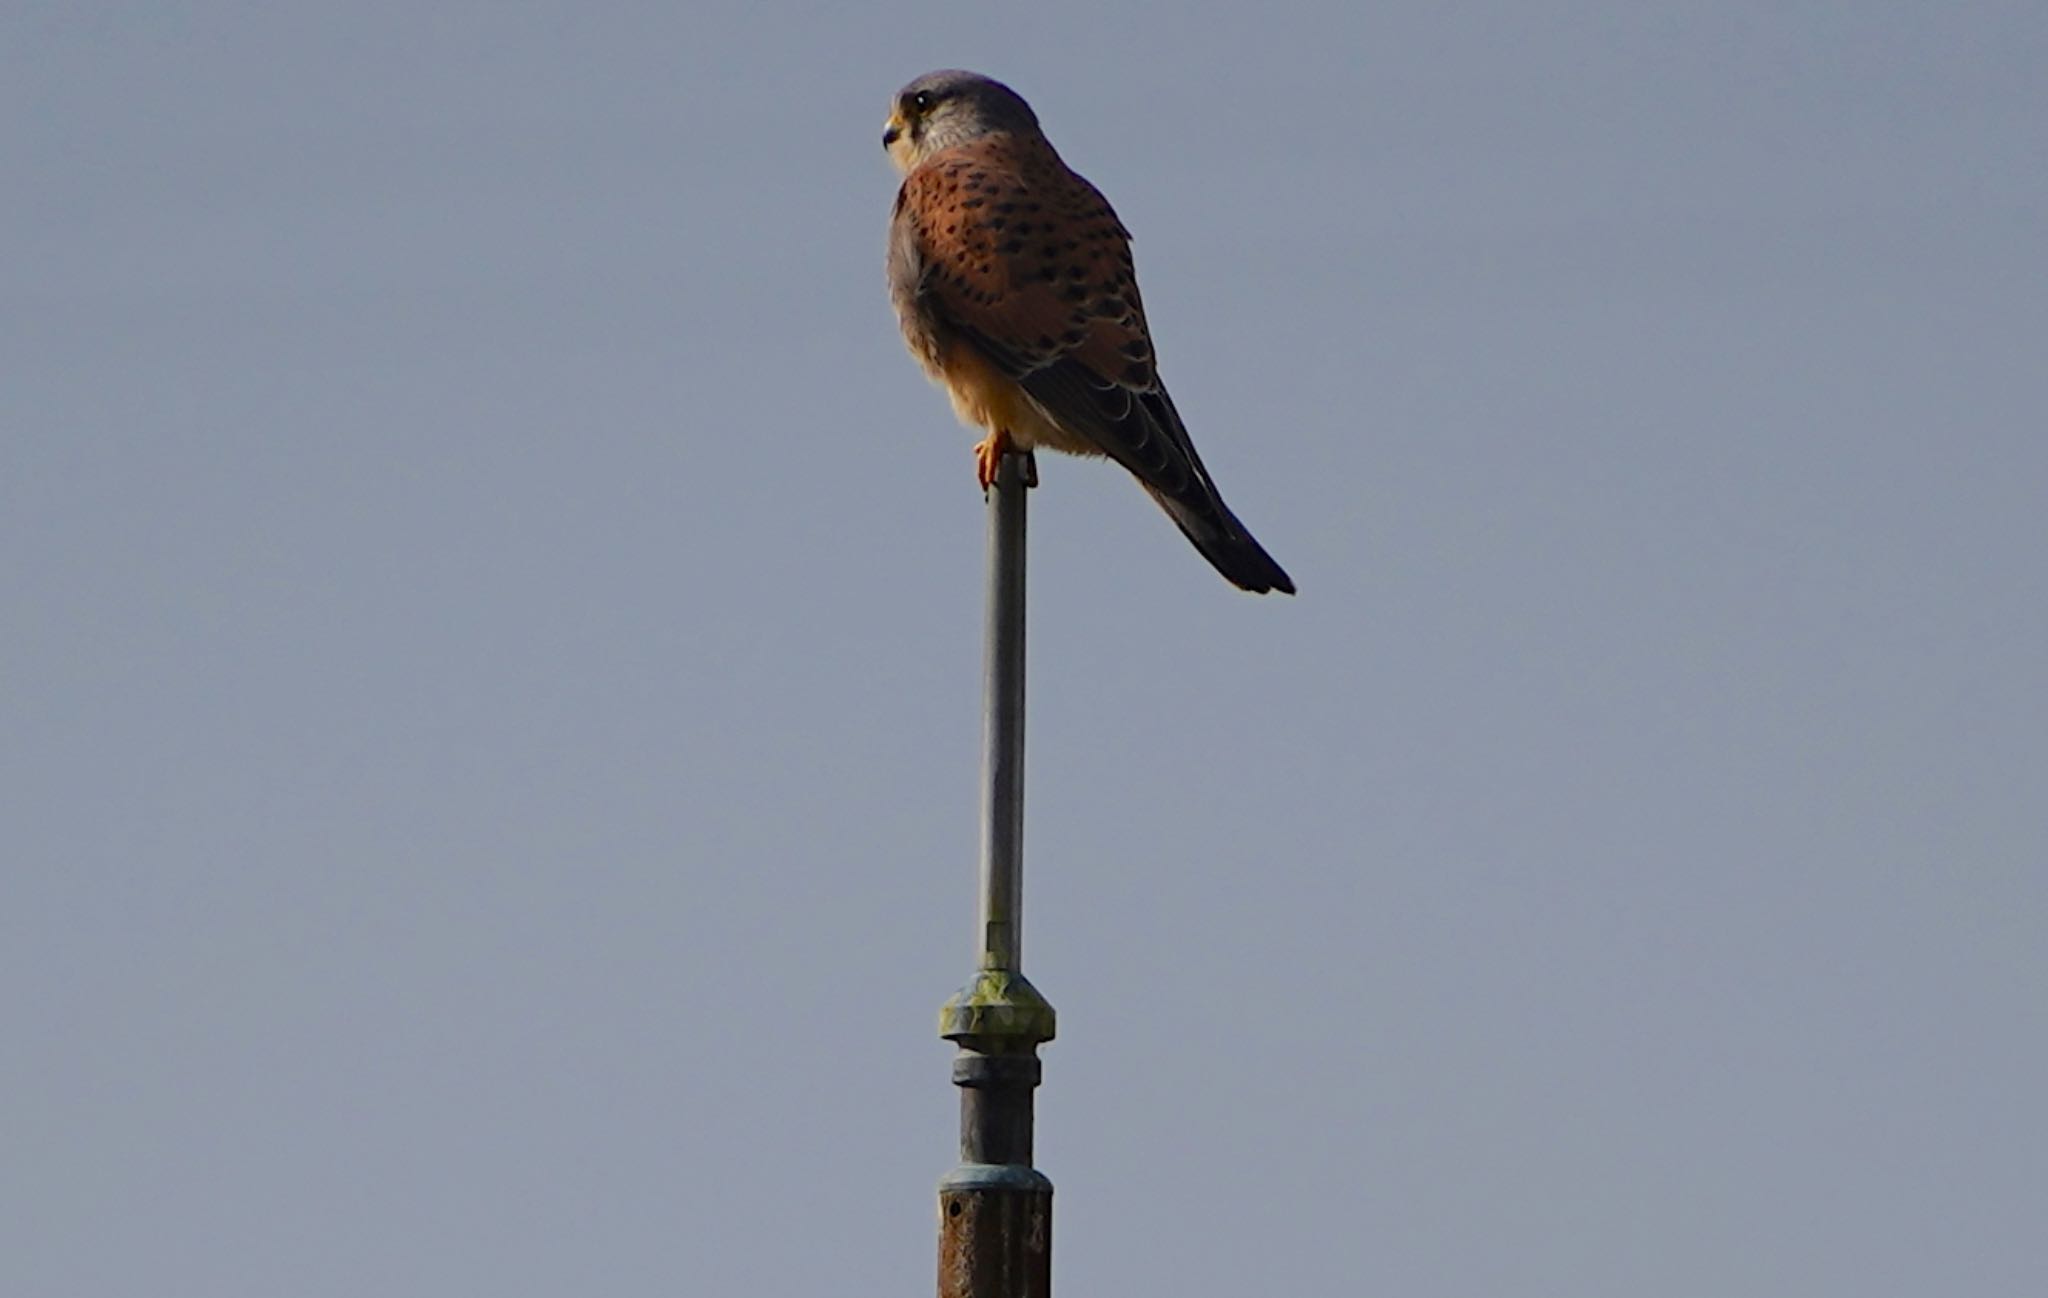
[910, 90, 935, 113]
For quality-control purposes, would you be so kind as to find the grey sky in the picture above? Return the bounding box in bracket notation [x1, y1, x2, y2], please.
[5, 2, 2044, 1294]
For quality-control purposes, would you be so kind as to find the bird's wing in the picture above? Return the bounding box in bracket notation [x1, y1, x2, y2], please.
[895, 136, 1293, 594]
[892, 137, 1192, 484]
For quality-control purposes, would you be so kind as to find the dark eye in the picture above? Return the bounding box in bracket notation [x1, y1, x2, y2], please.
[910, 90, 935, 112]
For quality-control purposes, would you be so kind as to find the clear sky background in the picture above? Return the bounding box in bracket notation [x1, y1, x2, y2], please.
[5, 3, 2044, 1294]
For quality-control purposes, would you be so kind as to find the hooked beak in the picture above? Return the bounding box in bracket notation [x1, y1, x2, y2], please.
[881, 117, 902, 149]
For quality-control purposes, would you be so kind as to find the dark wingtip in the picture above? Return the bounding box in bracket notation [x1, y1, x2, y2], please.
[1138, 483, 1295, 595]
[1186, 521, 1294, 594]
[1217, 538, 1296, 596]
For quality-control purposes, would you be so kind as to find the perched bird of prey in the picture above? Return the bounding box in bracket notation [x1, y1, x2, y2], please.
[883, 70, 1295, 595]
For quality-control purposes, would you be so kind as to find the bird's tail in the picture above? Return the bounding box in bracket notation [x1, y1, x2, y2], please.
[1143, 486, 1296, 595]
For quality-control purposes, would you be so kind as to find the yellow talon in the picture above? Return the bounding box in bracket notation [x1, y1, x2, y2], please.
[973, 429, 1012, 491]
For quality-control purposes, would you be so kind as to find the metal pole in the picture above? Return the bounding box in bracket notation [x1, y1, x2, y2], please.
[979, 447, 1030, 973]
[938, 449, 1057, 1298]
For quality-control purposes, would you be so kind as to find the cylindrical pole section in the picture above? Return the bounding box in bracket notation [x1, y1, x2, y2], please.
[938, 449, 1056, 1298]
[979, 446, 1030, 972]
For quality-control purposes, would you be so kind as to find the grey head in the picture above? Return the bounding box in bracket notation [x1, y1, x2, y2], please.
[882, 70, 1041, 172]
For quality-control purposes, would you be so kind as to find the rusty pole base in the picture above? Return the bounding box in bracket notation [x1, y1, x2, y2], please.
[935, 1036, 1054, 1297]
[938, 1165, 1052, 1298]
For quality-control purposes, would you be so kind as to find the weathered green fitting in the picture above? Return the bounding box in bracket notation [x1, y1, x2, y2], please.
[939, 969, 1057, 1044]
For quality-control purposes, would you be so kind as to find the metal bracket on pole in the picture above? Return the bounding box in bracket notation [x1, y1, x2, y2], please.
[938, 449, 1056, 1298]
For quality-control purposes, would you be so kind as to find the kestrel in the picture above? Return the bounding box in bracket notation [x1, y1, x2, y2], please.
[883, 70, 1295, 595]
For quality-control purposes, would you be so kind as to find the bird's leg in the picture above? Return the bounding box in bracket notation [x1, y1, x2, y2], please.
[973, 427, 1012, 492]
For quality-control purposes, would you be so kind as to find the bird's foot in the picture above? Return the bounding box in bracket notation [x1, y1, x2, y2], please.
[973, 429, 1012, 493]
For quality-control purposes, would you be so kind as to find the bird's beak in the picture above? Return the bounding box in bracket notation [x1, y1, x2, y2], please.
[882, 115, 903, 149]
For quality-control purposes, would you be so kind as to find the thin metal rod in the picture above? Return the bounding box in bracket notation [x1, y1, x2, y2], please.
[977, 450, 1033, 972]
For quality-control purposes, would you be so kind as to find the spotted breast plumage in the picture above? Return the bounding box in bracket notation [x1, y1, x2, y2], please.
[883, 70, 1295, 595]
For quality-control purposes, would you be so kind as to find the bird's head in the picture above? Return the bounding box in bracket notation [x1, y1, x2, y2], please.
[883, 70, 1040, 172]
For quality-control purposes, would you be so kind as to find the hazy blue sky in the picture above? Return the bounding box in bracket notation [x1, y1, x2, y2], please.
[5, 3, 2044, 1294]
